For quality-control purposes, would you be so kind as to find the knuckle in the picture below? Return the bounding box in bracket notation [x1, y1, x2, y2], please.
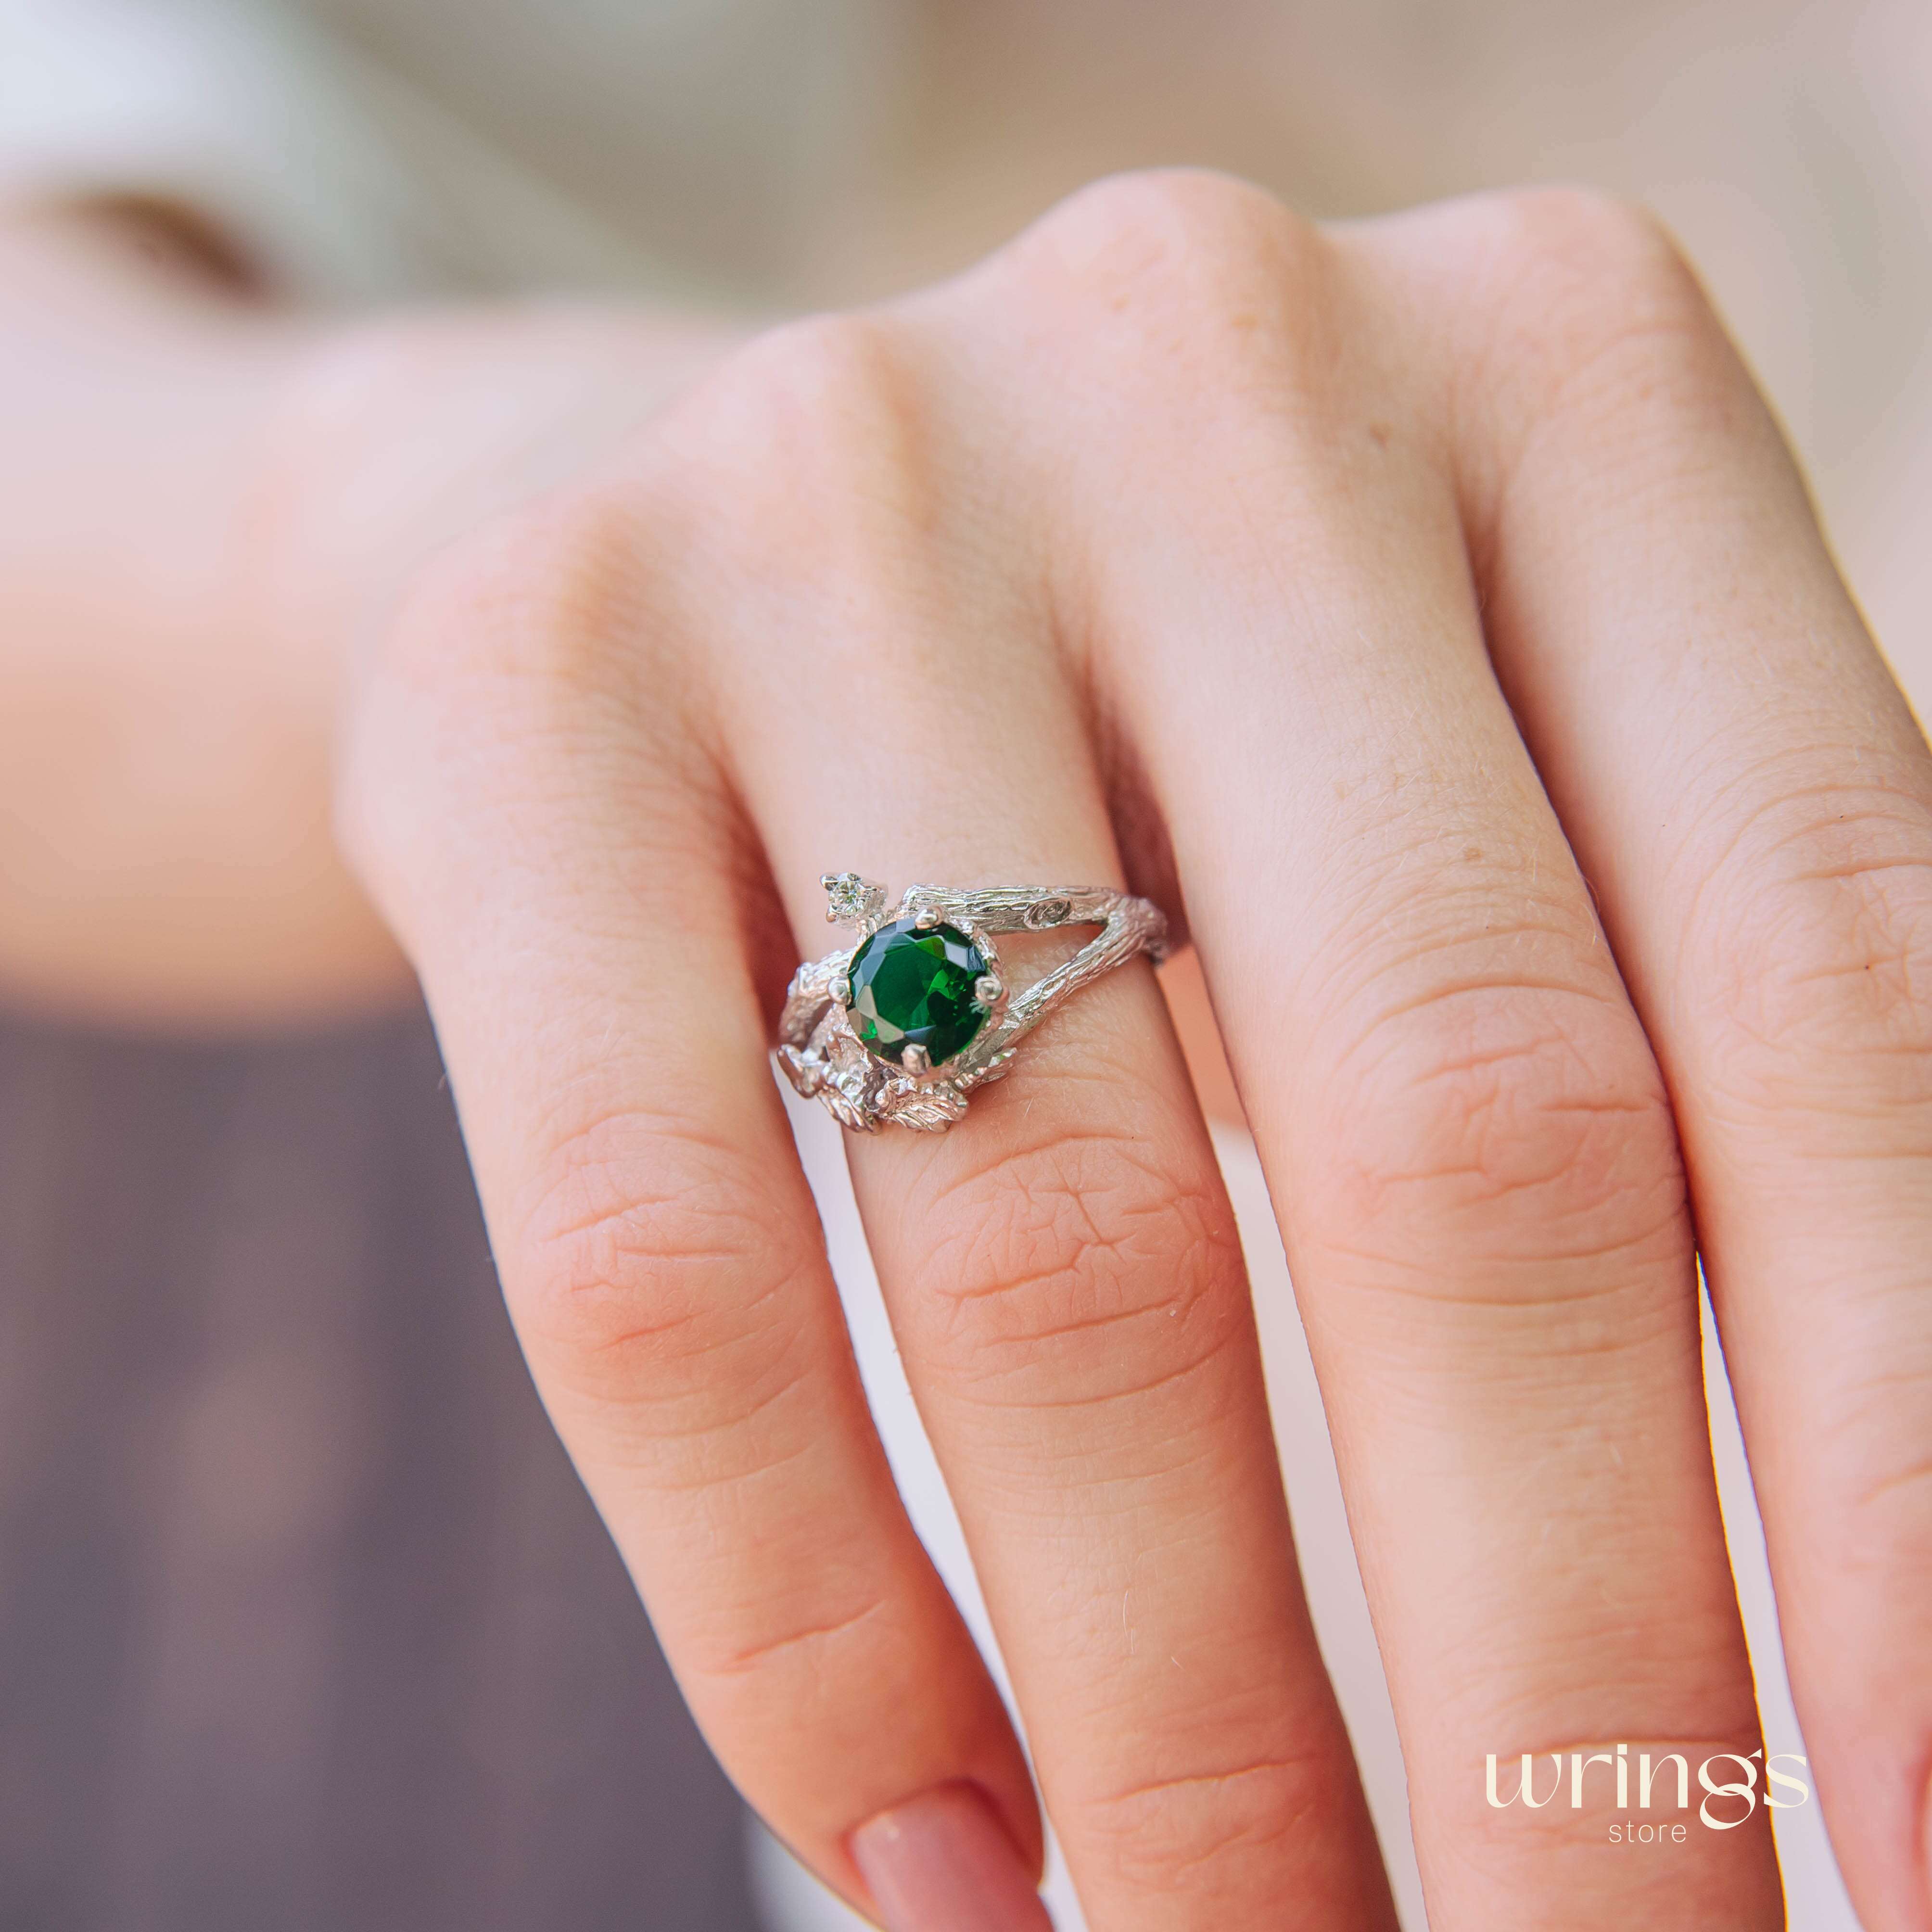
[1439, 184, 1731, 430]
[1479, 182, 1686, 284]
[1692, 784, 1932, 1118]
[387, 483, 648, 697]
[507, 1107, 811, 1423]
[702, 307, 908, 428]
[1009, 166, 1328, 381]
[335, 482, 689, 910]
[681, 1591, 895, 1697]
[1315, 963, 1684, 1273]
[672, 309, 918, 519]
[1841, 1450, 1932, 1602]
[1034, 166, 1310, 279]
[1480, 184, 1703, 332]
[1073, 1746, 1333, 1894]
[903, 1110, 1247, 1405]
[650, 309, 942, 637]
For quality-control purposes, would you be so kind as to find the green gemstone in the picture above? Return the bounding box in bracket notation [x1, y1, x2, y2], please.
[845, 917, 989, 1068]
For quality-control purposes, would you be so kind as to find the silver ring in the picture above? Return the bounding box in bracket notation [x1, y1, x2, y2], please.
[776, 872, 1169, 1133]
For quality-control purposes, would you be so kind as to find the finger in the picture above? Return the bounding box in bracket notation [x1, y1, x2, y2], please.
[334, 501, 1043, 1921]
[1015, 174, 1781, 1928]
[693, 313, 1397, 1929]
[1418, 185, 1932, 1931]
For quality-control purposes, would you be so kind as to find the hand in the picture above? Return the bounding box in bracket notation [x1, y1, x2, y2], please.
[327, 172, 1932, 1930]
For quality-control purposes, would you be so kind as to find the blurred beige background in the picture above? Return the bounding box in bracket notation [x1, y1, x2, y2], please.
[273, 0, 1932, 700]
[13, 0, 1919, 683]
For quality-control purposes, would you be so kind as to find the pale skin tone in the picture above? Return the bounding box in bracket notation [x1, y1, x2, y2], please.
[5, 171, 1932, 1930]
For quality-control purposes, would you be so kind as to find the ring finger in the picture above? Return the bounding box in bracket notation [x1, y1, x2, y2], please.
[693, 312, 1398, 1931]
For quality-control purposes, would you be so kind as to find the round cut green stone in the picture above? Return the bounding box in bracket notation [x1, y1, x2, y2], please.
[845, 917, 989, 1068]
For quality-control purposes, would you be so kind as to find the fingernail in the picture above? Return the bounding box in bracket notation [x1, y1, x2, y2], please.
[850, 1782, 1053, 1932]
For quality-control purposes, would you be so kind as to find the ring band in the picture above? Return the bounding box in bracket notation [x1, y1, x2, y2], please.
[776, 872, 1169, 1132]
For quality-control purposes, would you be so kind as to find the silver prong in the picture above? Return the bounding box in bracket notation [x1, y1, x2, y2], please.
[914, 907, 940, 930]
[828, 973, 851, 1004]
[974, 974, 1004, 1010]
[901, 1042, 932, 1076]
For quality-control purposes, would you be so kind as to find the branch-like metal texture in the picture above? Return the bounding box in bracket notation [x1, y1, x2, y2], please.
[776, 874, 1169, 1132]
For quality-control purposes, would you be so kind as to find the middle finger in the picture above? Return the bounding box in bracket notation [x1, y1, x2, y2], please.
[999, 176, 1783, 1930]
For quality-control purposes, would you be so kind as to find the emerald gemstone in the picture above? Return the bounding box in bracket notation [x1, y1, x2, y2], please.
[845, 917, 989, 1068]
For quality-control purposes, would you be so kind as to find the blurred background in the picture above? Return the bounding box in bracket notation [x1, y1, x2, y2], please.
[0, 0, 1924, 1925]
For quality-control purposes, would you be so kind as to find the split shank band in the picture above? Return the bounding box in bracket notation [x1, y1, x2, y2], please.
[777, 872, 1170, 1132]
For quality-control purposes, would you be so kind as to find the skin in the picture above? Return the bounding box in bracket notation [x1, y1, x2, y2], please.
[4, 172, 1932, 1928]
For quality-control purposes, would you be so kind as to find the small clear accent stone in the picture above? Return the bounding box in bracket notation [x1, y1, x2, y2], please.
[822, 872, 881, 926]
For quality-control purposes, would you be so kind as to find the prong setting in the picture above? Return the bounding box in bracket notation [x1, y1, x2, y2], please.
[822, 872, 889, 931]
[779, 878, 1167, 1131]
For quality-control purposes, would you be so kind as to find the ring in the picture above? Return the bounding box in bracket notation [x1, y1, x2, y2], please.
[776, 872, 1170, 1132]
